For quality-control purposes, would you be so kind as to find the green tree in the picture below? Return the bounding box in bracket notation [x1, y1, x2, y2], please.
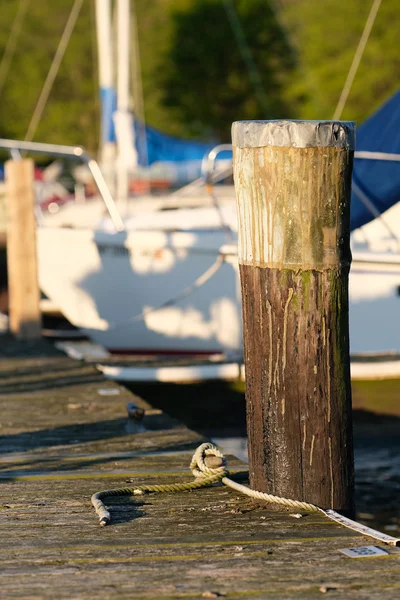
[160, 0, 306, 141]
[0, 0, 99, 151]
[0, 0, 398, 154]
[279, 0, 400, 123]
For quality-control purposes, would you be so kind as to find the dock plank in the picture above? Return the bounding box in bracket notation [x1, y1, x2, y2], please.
[0, 335, 399, 599]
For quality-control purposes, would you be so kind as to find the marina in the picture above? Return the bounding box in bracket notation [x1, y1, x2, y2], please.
[1, 2, 400, 598]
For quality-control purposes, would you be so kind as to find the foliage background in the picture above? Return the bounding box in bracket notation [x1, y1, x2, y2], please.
[0, 0, 398, 153]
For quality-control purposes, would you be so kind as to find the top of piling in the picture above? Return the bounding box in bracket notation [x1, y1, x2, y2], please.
[232, 120, 355, 150]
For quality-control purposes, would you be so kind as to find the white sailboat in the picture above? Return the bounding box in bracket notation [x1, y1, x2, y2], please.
[2, 1, 400, 358]
[35, 183, 400, 357]
[37, 215, 241, 355]
[36, 0, 243, 356]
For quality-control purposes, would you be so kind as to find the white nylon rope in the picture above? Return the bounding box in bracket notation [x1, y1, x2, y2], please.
[92, 442, 400, 546]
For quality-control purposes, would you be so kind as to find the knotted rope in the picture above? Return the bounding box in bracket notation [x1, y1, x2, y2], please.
[92, 443, 318, 525]
[91, 444, 229, 526]
[91, 442, 400, 546]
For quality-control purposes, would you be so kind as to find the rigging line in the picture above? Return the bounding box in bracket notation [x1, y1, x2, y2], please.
[221, 0, 269, 112]
[89, 0, 101, 148]
[0, 0, 31, 98]
[24, 0, 84, 143]
[333, 0, 382, 121]
[267, 0, 321, 114]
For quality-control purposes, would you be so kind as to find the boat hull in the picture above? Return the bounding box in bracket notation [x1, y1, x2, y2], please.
[37, 227, 400, 355]
[37, 227, 242, 355]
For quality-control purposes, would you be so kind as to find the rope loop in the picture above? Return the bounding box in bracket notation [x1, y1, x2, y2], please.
[189, 442, 228, 479]
[90, 443, 400, 545]
[91, 443, 228, 526]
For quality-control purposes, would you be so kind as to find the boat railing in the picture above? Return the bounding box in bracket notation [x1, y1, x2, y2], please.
[171, 144, 233, 199]
[355, 151, 400, 162]
[200, 144, 235, 241]
[201, 143, 233, 184]
[0, 138, 125, 232]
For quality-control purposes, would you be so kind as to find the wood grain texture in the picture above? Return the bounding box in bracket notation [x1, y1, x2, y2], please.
[0, 337, 397, 599]
[233, 146, 353, 270]
[241, 266, 354, 512]
[5, 158, 41, 339]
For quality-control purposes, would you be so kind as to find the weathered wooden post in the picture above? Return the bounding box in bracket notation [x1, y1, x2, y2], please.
[232, 120, 355, 514]
[6, 158, 42, 339]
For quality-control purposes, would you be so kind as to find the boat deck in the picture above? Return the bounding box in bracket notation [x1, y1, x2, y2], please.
[1, 335, 399, 599]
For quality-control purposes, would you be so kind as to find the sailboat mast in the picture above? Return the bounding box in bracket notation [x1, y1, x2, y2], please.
[114, 0, 138, 204]
[95, 0, 116, 166]
[117, 0, 129, 115]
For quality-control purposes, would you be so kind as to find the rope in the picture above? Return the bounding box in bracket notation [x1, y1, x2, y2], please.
[333, 0, 382, 120]
[0, 0, 31, 98]
[91, 443, 228, 526]
[221, 477, 318, 513]
[92, 442, 319, 525]
[91, 443, 400, 546]
[24, 0, 84, 142]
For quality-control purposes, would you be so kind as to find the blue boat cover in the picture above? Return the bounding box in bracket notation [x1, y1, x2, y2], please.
[135, 122, 219, 166]
[98, 89, 220, 165]
[351, 88, 400, 230]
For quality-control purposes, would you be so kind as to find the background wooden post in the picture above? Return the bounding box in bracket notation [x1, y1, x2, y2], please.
[232, 120, 355, 514]
[6, 158, 42, 339]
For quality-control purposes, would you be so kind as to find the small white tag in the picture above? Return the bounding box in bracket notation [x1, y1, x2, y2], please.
[97, 388, 120, 396]
[340, 546, 389, 558]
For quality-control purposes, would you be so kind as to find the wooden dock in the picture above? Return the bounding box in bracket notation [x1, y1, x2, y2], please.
[1, 336, 399, 599]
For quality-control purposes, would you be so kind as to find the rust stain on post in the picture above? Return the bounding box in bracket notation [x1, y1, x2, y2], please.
[232, 120, 355, 514]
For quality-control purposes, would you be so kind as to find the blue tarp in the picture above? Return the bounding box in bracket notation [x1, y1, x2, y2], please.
[99, 89, 219, 165]
[135, 122, 219, 166]
[351, 89, 400, 231]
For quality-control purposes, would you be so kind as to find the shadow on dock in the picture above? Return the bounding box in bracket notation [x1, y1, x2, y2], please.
[0, 412, 197, 456]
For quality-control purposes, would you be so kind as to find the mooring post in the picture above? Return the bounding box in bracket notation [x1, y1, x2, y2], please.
[232, 120, 355, 514]
[5, 158, 42, 339]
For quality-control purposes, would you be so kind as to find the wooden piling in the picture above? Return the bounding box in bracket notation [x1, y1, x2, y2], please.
[5, 158, 42, 339]
[232, 120, 355, 514]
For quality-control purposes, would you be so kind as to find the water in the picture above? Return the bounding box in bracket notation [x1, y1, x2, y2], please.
[354, 432, 400, 532]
